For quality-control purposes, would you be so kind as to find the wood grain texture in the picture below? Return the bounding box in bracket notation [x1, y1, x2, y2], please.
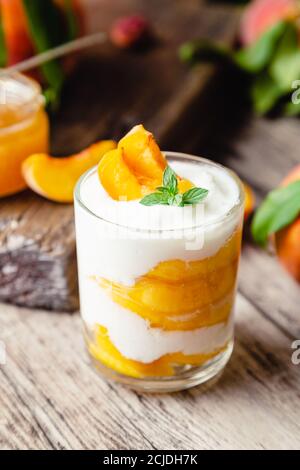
[0, 0, 239, 311]
[1, 0, 300, 451]
[0, 291, 299, 450]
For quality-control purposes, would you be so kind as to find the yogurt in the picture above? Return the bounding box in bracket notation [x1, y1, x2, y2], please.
[75, 153, 243, 365]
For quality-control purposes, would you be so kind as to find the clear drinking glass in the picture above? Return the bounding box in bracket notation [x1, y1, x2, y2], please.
[74, 153, 244, 392]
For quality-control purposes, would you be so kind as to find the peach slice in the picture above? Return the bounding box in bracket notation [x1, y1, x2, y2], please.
[89, 325, 227, 379]
[98, 148, 144, 201]
[89, 325, 174, 378]
[131, 296, 233, 331]
[22, 140, 116, 203]
[118, 124, 167, 181]
[147, 229, 241, 283]
[98, 124, 192, 201]
[97, 260, 238, 322]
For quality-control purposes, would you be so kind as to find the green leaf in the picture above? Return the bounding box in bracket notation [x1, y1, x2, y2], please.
[269, 22, 300, 92]
[141, 166, 209, 207]
[156, 186, 169, 193]
[23, 0, 67, 102]
[182, 187, 209, 205]
[0, 10, 7, 67]
[284, 99, 300, 116]
[174, 193, 184, 206]
[251, 180, 300, 246]
[179, 40, 230, 65]
[163, 167, 178, 194]
[139, 192, 169, 206]
[251, 73, 281, 114]
[234, 21, 286, 73]
[63, 0, 80, 40]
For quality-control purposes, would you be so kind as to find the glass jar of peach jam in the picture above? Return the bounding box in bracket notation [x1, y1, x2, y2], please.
[0, 72, 49, 198]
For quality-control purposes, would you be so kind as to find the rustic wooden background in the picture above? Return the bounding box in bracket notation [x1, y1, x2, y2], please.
[0, 0, 300, 450]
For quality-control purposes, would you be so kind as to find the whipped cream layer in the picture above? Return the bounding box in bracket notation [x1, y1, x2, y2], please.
[80, 158, 240, 230]
[80, 278, 234, 363]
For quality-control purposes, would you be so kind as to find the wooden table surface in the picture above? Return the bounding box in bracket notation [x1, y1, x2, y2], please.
[1, 1, 300, 450]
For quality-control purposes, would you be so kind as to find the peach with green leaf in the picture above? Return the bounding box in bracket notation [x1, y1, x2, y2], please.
[252, 165, 300, 282]
[239, 0, 298, 46]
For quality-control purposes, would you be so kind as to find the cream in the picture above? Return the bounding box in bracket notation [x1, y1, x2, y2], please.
[79, 278, 234, 363]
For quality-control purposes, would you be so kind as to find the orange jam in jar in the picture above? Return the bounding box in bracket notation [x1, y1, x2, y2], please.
[0, 72, 49, 198]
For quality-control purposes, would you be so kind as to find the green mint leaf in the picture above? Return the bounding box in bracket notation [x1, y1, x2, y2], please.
[182, 187, 209, 205]
[174, 193, 184, 206]
[168, 195, 175, 205]
[269, 22, 300, 92]
[163, 166, 178, 194]
[141, 166, 209, 207]
[251, 180, 300, 246]
[234, 21, 286, 73]
[140, 192, 169, 206]
[156, 186, 170, 193]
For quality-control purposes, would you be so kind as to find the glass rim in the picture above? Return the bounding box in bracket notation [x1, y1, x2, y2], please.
[74, 152, 245, 233]
[0, 71, 44, 135]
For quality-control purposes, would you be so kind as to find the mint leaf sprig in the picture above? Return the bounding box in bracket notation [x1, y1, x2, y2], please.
[140, 166, 208, 207]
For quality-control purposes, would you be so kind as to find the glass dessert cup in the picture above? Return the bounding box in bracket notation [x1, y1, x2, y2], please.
[74, 153, 244, 392]
[0, 72, 49, 198]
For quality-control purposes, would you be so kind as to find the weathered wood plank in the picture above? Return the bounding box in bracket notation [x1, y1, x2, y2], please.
[0, 291, 299, 450]
[0, 0, 239, 311]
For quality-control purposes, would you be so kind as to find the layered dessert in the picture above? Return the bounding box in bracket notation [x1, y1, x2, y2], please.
[74, 125, 244, 388]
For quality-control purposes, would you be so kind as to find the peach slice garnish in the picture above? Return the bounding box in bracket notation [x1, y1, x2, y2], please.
[97, 148, 144, 201]
[98, 124, 192, 201]
[119, 124, 167, 180]
[22, 140, 116, 203]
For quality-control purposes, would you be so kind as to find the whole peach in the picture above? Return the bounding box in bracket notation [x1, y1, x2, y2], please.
[240, 0, 298, 45]
[274, 164, 300, 282]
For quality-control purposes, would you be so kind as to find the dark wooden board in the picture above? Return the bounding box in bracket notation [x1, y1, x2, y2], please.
[0, 0, 239, 311]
